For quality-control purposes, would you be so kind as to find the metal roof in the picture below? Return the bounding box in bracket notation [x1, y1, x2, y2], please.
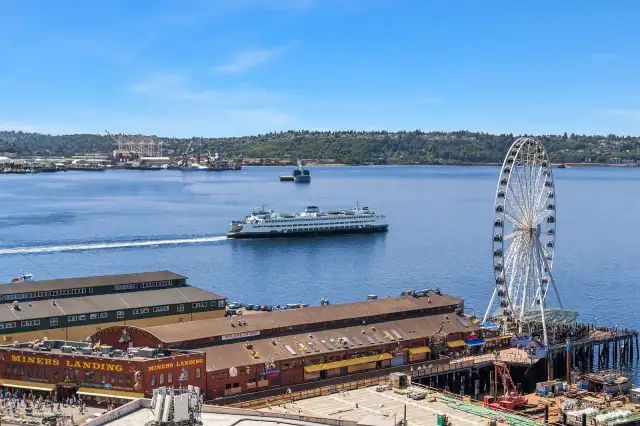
[0, 270, 186, 295]
[147, 293, 462, 345]
[0, 287, 223, 322]
[205, 313, 478, 372]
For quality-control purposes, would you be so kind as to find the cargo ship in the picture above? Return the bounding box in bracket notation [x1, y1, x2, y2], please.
[227, 204, 388, 238]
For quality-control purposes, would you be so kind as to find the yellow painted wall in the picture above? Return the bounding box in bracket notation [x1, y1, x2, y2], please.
[1, 310, 224, 343]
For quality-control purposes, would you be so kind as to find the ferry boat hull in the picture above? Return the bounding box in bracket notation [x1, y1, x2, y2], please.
[227, 224, 388, 239]
[227, 204, 388, 239]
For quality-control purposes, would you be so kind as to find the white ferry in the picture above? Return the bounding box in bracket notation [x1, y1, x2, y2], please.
[227, 204, 388, 239]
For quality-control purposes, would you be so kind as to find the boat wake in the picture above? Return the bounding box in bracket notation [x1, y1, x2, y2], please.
[0, 236, 228, 255]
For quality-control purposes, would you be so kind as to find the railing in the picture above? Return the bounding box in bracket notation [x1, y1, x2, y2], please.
[228, 376, 389, 409]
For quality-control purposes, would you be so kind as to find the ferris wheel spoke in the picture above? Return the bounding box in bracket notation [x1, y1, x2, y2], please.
[510, 170, 532, 221]
[535, 236, 562, 308]
[503, 212, 526, 230]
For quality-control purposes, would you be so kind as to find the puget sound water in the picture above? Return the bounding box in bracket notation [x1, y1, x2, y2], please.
[0, 165, 638, 376]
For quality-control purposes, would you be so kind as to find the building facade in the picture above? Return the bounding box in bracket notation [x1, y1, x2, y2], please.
[0, 271, 226, 343]
[0, 342, 206, 401]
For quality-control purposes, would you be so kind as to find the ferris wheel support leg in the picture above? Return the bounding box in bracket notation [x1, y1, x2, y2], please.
[539, 296, 549, 347]
[482, 288, 497, 325]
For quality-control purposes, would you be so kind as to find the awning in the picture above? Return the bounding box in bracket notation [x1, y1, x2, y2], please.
[447, 340, 466, 348]
[304, 353, 392, 373]
[484, 335, 512, 342]
[0, 379, 56, 392]
[465, 338, 485, 347]
[76, 387, 144, 400]
[408, 346, 431, 355]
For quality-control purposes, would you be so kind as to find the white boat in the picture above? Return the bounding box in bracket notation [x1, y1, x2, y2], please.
[11, 272, 34, 283]
[227, 204, 388, 239]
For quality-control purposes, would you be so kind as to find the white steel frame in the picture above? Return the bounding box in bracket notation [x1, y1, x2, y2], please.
[482, 137, 562, 346]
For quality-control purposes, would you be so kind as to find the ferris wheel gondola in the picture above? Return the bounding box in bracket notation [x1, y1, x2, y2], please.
[482, 137, 570, 346]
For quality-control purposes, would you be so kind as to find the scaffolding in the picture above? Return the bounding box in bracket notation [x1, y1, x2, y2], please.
[106, 130, 164, 157]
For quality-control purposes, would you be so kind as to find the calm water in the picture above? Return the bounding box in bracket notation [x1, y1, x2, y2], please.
[0, 166, 638, 352]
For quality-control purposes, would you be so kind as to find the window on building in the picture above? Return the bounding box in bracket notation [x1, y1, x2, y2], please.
[177, 304, 184, 313]
[196, 368, 201, 379]
[114, 284, 139, 291]
[50, 318, 58, 327]
[167, 372, 172, 384]
[117, 311, 124, 319]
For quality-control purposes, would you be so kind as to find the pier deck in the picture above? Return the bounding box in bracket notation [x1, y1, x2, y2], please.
[262, 385, 538, 426]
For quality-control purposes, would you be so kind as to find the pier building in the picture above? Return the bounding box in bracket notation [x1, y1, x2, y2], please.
[0, 271, 226, 342]
[0, 339, 206, 402]
[80, 291, 492, 401]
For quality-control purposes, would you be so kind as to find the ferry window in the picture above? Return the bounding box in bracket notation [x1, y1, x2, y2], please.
[90, 313, 98, 320]
[117, 311, 124, 319]
[126, 376, 131, 386]
[100, 313, 107, 319]
[78, 315, 86, 321]
[82, 288, 86, 293]
[68, 316, 77, 322]
[111, 375, 116, 385]
[95, 372, 101, 383]
[54, 368, 59, 379]
[86, 371, 95, 382]
[217, 300, 225, 308]
[196, 368, 201, 379]
[159, 373, 164, 385]
[89, 288, 93, 293]
[153, 306, 169, 313]
[118, 375, 124, 386]
[51, 291, 58, 296]
[177, 304, 184, 313]
[151, 375, 156, 386]
[167, 372, 173, 383]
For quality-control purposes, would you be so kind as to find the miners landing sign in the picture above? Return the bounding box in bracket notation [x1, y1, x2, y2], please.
[221, 330, 260, 341]
[10, 355, 124, 372]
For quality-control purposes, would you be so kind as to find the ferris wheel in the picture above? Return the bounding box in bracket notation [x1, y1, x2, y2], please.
[482, 137, 565, 345]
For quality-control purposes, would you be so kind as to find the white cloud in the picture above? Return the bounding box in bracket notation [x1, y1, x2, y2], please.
[213, 46, 290, 74]
[606, 109, 640, 119]
[132, 73, 184, 94]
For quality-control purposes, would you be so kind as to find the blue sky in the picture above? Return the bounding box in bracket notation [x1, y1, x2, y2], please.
[1, 0, 640, 137]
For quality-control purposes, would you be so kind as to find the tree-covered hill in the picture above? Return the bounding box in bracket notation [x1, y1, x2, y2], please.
[1, 129, 639, 164]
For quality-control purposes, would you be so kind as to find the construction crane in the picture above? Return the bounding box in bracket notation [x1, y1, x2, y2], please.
[493, 361, 527, 410]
